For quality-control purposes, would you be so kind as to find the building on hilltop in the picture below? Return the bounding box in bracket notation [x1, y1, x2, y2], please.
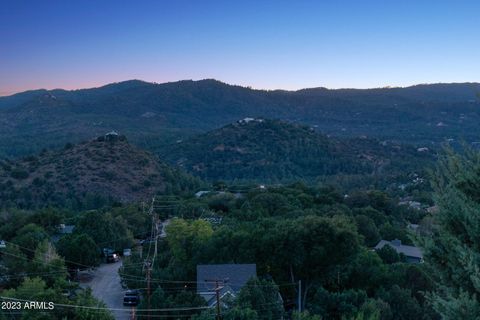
[105, 131, 119, 141]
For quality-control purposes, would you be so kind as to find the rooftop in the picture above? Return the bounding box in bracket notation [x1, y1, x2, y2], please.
[197, 264, 257, 307]
[197, 264, 257, 294]
[58, 224, 75, 234]
[375, 239, 423, 259]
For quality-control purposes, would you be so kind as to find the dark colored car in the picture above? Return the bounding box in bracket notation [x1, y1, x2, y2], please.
[123, 290, 140, 306]
[106, 252, 119, 263]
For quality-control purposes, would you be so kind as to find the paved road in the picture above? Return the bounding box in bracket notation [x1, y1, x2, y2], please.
[80, 261, 133, 320]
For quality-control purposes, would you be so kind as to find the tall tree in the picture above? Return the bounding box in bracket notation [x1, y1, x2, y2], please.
[57, 233, 100, 268]
[75, 211, 133, 251]
[166, 218, 213, 278]
[419, 148, 480, 318]
[11, 223, 48, 257]
[268, 215, 361, 310]
[235, 278, 284, 320]
[30, 240, 68, 287]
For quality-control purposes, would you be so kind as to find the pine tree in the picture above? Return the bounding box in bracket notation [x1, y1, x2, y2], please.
[419, 147, 480, 318]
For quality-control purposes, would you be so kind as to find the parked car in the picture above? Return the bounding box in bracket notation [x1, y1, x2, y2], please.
[123, 290, 140, 306]
[106, 252, 119, 263]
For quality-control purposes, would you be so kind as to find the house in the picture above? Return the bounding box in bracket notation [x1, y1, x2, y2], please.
[375, 239, 423, 263]
[197, 264, 257, 307]
[105, 131, 122, 142]
[105, 131, 119, 137]
[237, 118, 264, 125]
[407, 223, 419, 234]
[240, 117, 256, 123]
[51, 224, 75, 242]
[199, 210, 223, 225]
[398, 200, 422, 210]
[59, 224, 75, 234]
[0, 240, 6, 249]
[195, 190, 211, 198]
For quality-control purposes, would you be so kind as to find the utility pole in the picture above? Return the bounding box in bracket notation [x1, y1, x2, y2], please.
[143, 197, 159, 320]
[298, 280, 302, 313]
[215, 280, 221, 320]
[144, 260, 152, 320]
[131, 306, 136, 320]
[205, 279, 228, 320]
[152, 213, 159, 267]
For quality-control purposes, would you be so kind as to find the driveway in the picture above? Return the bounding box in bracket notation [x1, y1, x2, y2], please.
[80, 260, 132, 320]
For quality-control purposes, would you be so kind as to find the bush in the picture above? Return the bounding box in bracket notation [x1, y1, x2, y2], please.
[32, 177, 45, 186]
[376, 245, 403, 264]
[11, 168, 29, 179]
[143, 179, 152, 187]
[64, 142, 74, 150]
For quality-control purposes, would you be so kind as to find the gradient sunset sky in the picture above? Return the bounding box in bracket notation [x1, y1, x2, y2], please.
[1, 0, 479, 95]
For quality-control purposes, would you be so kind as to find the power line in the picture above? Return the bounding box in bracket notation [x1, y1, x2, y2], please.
[0, 250, 68, 271]
[144, 196, 158, 320]
[2, 248, 297, 289]
[0, 270, 68, 279]
[204, 278, 228, 320]
[3, 240, 93, 270]
[118, 271, 298, 287]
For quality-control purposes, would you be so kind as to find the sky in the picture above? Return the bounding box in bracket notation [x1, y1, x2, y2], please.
[1, 0, 480, 95]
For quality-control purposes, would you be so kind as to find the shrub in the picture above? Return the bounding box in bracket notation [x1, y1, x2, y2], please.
[11, 168, 29, 179]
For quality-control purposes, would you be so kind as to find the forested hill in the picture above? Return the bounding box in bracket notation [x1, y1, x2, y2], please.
[0, 134, 201, 209]
[0, 80, 479, 156]
[160, 119, 434, 182]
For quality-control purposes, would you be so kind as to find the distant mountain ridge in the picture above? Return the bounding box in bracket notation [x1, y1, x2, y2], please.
[0, 79, 479, 157]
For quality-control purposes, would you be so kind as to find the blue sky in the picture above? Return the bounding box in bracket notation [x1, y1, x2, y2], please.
[1, 0, 479, 95]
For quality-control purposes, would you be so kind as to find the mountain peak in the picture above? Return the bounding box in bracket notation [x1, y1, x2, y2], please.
[0, 135, 201, 209]
[160, 118, 434, 182]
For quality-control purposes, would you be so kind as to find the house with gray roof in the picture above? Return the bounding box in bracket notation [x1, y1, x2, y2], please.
[375, 239, 423, 263]
[196, 264, 257, 307]
[51, 224, 75, 242]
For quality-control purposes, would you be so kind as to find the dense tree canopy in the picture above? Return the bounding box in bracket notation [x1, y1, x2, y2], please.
[0, 173, 439, 319]
[419, 148, 480, 318]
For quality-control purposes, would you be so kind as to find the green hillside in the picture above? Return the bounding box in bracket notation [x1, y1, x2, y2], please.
[0, 134, 201, 209]
[160, 119, 434, 182]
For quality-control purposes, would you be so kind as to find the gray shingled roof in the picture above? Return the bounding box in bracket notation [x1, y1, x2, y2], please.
[375, 239, 423, 259]
[196, 264, 257, 294]
[60, 225, 75, 234]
